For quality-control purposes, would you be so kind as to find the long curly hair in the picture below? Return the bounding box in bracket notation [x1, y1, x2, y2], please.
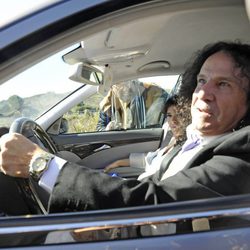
[165, 95, 191, 144]
[178, 41, 250, 129]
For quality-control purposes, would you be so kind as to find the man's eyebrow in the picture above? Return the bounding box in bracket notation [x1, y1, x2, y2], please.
[197, 73, 238, 82]
[197, 74, 206, 78]
[217, 76, 244, 83]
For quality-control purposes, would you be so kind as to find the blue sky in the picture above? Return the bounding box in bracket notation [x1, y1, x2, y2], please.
[0, 45, 82, 100]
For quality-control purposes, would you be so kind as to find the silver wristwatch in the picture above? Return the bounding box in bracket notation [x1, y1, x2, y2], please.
[29, 152, 54, 180]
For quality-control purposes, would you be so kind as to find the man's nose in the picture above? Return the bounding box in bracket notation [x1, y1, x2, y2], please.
[197, 81, 215, 101]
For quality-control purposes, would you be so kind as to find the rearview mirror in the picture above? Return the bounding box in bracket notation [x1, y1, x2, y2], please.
[69, 63, 103, 85]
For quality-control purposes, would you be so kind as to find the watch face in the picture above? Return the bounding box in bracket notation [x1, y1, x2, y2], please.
[30, 153, 53, 180]
[33, 157, 47, 172]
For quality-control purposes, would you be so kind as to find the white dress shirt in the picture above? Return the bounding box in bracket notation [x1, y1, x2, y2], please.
[39, 156, 66, 193]
[161, 125, 228, 180]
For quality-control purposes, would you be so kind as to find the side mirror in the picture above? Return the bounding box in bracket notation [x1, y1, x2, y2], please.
[59, 118, 69, 134]
[69, 63, 103, 86]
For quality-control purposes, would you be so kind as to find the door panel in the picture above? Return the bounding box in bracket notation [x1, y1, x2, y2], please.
[2, 194, 250, 249]
[50, 127, 163, 162]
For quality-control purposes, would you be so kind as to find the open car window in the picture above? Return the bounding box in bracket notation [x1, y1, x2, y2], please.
[1, 0, 250, 249]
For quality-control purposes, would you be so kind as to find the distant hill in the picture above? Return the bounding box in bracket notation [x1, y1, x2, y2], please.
[0, 92, 67, 127]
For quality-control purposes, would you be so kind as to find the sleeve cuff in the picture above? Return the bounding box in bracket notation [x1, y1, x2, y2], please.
[129, 153, 146, 169]
[39, 156, 67, 194]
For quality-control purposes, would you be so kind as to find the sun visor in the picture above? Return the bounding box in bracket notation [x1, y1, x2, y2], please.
[68, 63, 103, 86]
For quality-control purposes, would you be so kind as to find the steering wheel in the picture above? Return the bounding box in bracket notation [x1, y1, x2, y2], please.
[9, 117, 58, 215]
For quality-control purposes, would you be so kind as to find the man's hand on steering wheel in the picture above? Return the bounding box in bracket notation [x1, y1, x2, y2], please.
[0, 133, 44, 178]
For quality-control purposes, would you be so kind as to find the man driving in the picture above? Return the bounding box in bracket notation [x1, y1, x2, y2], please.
[1, 41, 250, 213]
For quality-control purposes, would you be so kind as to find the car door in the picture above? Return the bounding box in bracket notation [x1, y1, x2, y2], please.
[1, 194, 250, 249]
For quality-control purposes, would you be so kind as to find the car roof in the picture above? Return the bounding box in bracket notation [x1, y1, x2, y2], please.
[0, 0, 249, 85]
[62, 0, 250, 84]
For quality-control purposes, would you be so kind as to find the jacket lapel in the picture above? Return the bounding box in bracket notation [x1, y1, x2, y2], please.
[182, 132, 232, 170]
[157, 144, 182, 180]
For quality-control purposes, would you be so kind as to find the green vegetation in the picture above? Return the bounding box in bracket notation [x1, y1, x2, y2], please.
[0, 91, 102, 132]
[64, 110, 99, 133]
[63, 92, 103, 133]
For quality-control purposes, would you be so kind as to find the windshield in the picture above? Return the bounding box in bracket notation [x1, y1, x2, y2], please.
[0, 46, 82, 128]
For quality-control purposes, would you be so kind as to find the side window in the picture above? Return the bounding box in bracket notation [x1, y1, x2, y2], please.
[62, 92, 103, 133]
[96, 80, 169, 131]
[61, 77, 178, 134]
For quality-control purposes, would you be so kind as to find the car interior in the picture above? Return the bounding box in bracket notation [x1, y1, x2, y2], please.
[1, 0, 250, 248]
[45, 0, 250, 177]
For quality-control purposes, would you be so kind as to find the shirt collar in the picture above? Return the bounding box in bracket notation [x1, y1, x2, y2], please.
[186, 124, 230, 146]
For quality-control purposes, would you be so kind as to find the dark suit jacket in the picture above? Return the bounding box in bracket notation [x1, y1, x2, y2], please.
[49, 125, 250, 213]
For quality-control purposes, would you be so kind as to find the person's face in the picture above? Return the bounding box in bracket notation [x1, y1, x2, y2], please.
[191, 51, 249, 136]
[166, 105, 182, 138]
